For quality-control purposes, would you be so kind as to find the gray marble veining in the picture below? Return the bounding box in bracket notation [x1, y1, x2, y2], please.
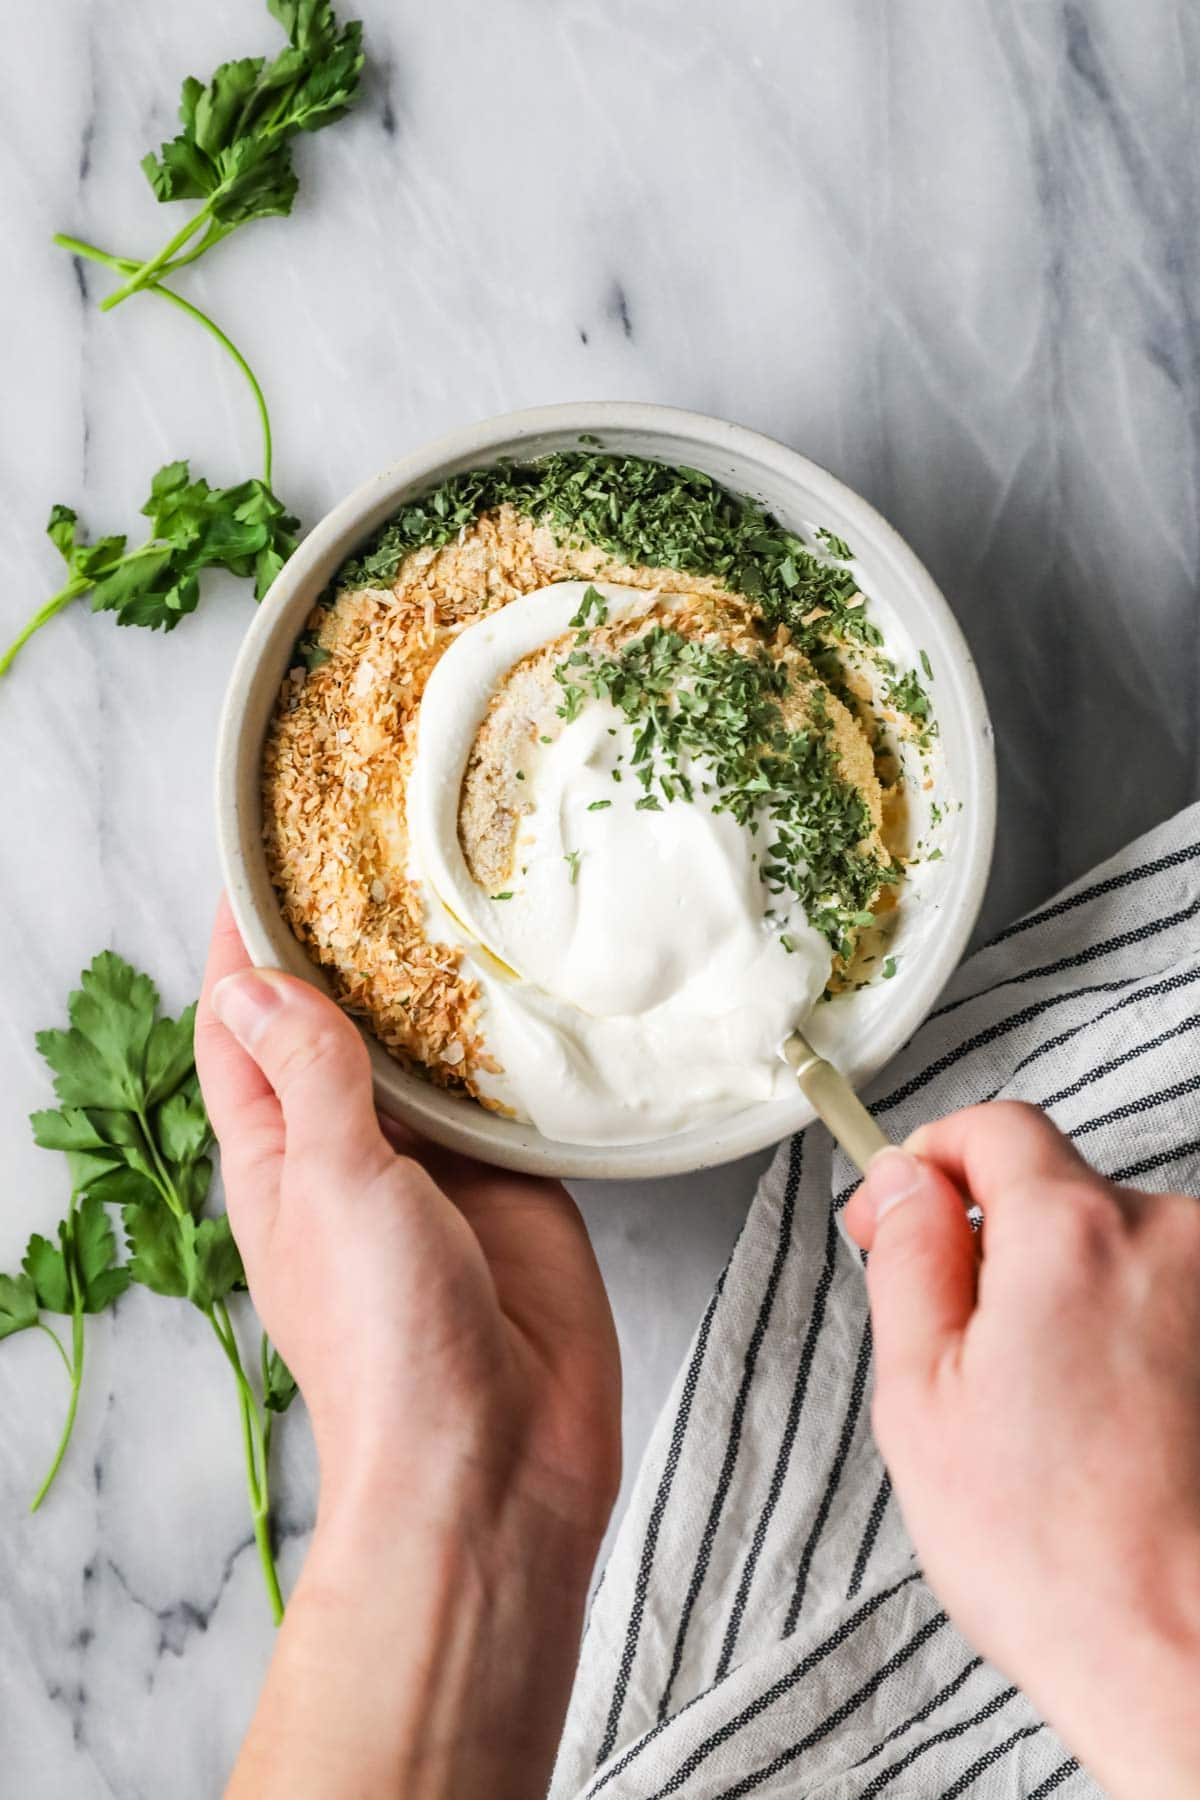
[1, 1, 1197, 1791]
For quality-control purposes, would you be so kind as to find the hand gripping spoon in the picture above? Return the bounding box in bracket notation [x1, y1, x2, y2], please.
[782, 1029, 890, 1175]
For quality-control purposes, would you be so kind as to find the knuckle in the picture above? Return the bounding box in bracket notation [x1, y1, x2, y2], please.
[1147, 1189, 1200, 1250]
[1042, 1179, 1120, 1264]
[271, 1020, 361, 1090]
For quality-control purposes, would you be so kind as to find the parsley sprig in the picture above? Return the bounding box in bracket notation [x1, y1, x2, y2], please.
[52, 1, 362, 473]
[87, 2, 364, 315]
[556, 609, 891, 954]
[0, 464, 298, 678]
[0, 1192, 128, 1512]
[6, 954, 295, 1621]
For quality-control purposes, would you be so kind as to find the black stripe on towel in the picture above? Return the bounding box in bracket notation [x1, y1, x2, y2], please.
[1110, 1135, 1200, 1184]
[986, 839, 1200, 949]
[830, 965, 1200, 1217]
[984, 966, 1200, 1106]
[936, 1723, 1044, 1798]
[782, 1320, 874, 1636]
[852, 1655, 983, 1768]
[594, 1264, 729, 1765]
[694, 1612, 949, 1799]
[714, 1200, 841, 1681]
[588, 1571, 922, 1798]
[1036, 1011, 1200, 1113]
[646, 1574, 929, 1798]
[933, 888, 1200, 1022]
[847, 1471, 893, 1600]
[657, 1144, 803, 1719]
[1071, 1071, 1200, 1141]
[876, 971, 1139, 1122]
[1027, 1756, 1081, 1796]
[858, 1685, 1018, 1795]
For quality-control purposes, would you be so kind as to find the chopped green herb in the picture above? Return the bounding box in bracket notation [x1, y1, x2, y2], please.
[337, 454, 874, 650]
[780, 934, 796, 954]
[555, 625, 891, 947]
[817, 528, 853, 560]
[587, 800, 612, 812]
[564, 850, 581, 883]
[295, 631, 331, 672]
[884, 668, 931, 722]
[515, 770, 525, 781]
[882, 956, 897, 979]
[919, 648, 934, 681]
[568, 585, 609, 630]
[493, 891, 514, 900]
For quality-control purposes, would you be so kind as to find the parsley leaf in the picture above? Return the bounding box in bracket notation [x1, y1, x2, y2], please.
[0, 1274, 39, 1341]
[1, 466, 298, 677]
[22, 1233, 71, 1314]
[263, 1346, 298, 1414]
[74, 1196, 132, 1313]
[125, 1208, 244, 1308]
[5, 1186, 130, 1512]
[102, 1, 364, 313]
[37, 951, 159, 1110]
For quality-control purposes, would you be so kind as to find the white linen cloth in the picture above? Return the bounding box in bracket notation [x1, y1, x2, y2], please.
[553, 802, 1200, 1798]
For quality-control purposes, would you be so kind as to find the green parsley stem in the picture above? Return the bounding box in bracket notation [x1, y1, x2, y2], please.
[152, 220, 224, 279]
[0, 575, 91, 677]
[134, 1107, 187, 1217]
[30, 1331, 81, 1513]
[34, 1319, 73, 1379]
[31, 1199, 85, 1513]
[96, 203, 215, 312]
[210, 1300, 283, 1625]
[260, 1331, 274, 1466]
[53, 235, 274, 485]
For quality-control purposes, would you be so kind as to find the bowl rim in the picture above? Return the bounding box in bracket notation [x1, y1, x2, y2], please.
[216, 400, 996, 1179]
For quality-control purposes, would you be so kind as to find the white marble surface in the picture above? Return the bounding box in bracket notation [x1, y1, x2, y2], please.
[1, 1, 1198, 1792]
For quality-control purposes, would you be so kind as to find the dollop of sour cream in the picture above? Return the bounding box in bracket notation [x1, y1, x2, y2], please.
[407, 581, 830, 1145]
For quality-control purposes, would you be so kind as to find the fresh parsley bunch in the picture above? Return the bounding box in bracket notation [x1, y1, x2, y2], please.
[3, 954, 295, 1621]
[0, 465, 299, 676]
[2, 1, 365, 685]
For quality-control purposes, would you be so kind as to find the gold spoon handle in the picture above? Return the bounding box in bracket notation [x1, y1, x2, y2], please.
[783, 1032, 891, 1175]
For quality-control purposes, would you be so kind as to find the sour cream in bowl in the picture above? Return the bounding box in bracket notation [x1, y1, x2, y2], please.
[217, 403, 994, 1179]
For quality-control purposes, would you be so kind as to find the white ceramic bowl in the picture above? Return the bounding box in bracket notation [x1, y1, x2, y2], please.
[216, 402, 995, 1178]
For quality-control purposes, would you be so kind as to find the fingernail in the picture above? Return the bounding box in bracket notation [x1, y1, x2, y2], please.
[211, 971, 287, 1052]
[865, 1148, 926, 1225]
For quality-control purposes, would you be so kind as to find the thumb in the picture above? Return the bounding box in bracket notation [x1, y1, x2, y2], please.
[210, 968, 394, 1185]
[845, 1148, 977, 1387]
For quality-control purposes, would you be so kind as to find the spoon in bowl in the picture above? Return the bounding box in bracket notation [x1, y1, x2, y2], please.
[782, 1029, 890, 1175]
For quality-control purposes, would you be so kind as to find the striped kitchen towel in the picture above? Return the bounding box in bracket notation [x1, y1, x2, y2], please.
[552, 801, 1200, 1799]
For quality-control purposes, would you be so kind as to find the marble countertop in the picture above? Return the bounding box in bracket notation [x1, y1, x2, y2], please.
[2, 1, 1197, 1792]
